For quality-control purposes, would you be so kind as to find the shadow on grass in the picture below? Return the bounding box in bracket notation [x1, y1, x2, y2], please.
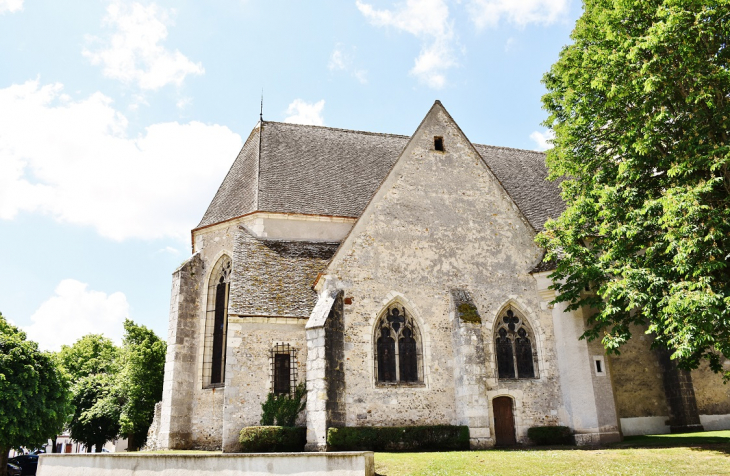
[613, 431, 730, 449]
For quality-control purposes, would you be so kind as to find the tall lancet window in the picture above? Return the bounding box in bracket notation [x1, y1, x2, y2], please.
[374, 305, 422, 384]
[204, 255, 231, 387]
[495, 308, 538, 379]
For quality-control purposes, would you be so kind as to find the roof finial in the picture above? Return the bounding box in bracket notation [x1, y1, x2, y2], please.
[260, 89, 264, 122]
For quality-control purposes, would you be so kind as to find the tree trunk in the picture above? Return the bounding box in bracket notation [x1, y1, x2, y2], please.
[51, 436, 58, 453]
[95, 441, 103, 453]
[1, 443, 9, 476]
[127, 433, 135, 452]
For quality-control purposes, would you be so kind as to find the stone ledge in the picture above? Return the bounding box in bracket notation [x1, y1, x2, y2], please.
[38, 452, 374, 476]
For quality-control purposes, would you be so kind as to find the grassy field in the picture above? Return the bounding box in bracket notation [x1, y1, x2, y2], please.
[374, 431, 730, 476]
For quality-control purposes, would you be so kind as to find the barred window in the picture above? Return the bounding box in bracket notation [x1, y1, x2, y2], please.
[495, 309, 537, 379]
[270, 343, 297, 395]
[374, 305, 422, 384]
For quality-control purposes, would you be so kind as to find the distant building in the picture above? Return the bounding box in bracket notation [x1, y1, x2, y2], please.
[150, 101, 730, 451]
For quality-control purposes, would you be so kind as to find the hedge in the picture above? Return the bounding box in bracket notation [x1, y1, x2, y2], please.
[238, 426, 306, 452]
[327, 425, 470, 452]
[527, 426, 574, 446]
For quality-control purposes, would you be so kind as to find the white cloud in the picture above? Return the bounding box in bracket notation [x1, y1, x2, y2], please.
[176, 96, 192, 110]
[0, 79, 243, 241]
[356, 0, 457, 89]
[83, 1, 204, 90]
[505, 37, 515, 52]
[24, 279, 129, 351]
[530, 129, 554, 151]
[157, 246, 180, 255]
[328, 48, 348, 71]
[0, 0, 23, 14]
[283, 99, 325, 126]
[467, 0, 569, 29]
[328, 45, 368, 84]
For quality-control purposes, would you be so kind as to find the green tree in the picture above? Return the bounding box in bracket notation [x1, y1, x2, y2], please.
[59, 334, 122, 452]
[58, 333, 118, 379]
[538, 0, 730, 376]
[117, 319, 166, 450]
[67, 373, 121, 453]
[0, 312, 71, 476]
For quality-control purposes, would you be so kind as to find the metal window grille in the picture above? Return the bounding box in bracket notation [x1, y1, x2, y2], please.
[270, 343, 297, 395]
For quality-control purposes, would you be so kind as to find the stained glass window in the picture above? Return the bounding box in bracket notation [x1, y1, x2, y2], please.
[495, 309, 537, 379]
[375, 306, 422, 384]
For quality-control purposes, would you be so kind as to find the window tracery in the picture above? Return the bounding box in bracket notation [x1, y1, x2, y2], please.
[374, 305, 422, 384]
[495, 308, 537, 379]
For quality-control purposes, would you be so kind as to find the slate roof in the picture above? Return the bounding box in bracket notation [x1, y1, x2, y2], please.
[197, 121, 564, 232]
[229, 228, 339, 317]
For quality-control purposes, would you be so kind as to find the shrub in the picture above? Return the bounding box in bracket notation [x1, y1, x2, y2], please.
[327, 425, 470, 452]
[260, 383, 306, 427]
[238, 426, 306, 452]
[527, 426, 574, 446]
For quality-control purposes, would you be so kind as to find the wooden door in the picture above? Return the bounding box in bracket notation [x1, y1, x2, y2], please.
[493, 396, 516, 446]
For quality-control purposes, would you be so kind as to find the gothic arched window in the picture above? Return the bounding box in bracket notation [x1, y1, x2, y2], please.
[204, 255, 231, 387]
[495, 309, 537, 379]
[374, 305, 422, 384]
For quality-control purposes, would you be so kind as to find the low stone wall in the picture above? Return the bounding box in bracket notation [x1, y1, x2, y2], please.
[38, 452, 374, 476]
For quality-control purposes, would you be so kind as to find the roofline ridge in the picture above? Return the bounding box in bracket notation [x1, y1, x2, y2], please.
[261, 238, 341, 245]
[261, 120, 411, 139]
[262, 120, 547, 155]
[474, 142, 547, 155]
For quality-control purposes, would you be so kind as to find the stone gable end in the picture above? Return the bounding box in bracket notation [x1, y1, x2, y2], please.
[319, 102, 558, 442]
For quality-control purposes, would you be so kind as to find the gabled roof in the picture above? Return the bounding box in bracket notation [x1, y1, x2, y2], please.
[197, 120, 564, 232]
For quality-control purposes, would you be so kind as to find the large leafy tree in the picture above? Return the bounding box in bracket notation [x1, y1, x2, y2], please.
[0, 313, 70, 476]
[538, 0, 730, 376]
[59, 334, 122, 452]
[117, 319, 166, 450]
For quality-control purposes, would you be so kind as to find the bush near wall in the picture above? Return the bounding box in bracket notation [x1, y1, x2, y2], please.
[238, 426, 306, 452]
[527, 426, 574, 446]
[327, 425, 470, 452]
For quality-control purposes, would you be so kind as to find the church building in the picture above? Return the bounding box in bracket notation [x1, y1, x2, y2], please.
[152, 101, 730, 452]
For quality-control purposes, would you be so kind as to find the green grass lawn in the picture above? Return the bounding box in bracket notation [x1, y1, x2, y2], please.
[374, 431, 730, 476]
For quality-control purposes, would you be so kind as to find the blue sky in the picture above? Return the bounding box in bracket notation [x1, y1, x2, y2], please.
[0, 0, 580, 350]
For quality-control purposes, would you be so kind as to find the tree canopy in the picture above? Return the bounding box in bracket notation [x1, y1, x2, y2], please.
[538, 0, 730, 376]
[0, 312, 70, 476]
[58, 321, 166, 452]
[117, 319, 166, 450]
[58, 333, 118, 379]
[60, 334, 121, 452]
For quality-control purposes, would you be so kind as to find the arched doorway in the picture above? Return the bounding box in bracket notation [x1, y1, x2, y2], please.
[493, 396, 516, 446]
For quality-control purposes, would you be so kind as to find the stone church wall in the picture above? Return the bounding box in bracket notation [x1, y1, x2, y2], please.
[693, 362, 730, 417]
[610, 324, 730, 435]
[220, 318, 308, 452]
[325, 106, 563, 444]
[188, 222, 239, 449]
[157, 253, 203, 449]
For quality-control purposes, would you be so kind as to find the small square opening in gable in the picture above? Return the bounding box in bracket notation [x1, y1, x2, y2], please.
[434, 136, 444, 151]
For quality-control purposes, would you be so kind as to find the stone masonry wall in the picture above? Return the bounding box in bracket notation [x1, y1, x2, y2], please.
[158, 253, 203, 449]
[692, 360, 730, 416]
[188, 222, 239, 449]
[608, 326, 669, 419]
[450, 289, 490, 448]
[221, 318, 308, 452]
[325, 104, 564, 443]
